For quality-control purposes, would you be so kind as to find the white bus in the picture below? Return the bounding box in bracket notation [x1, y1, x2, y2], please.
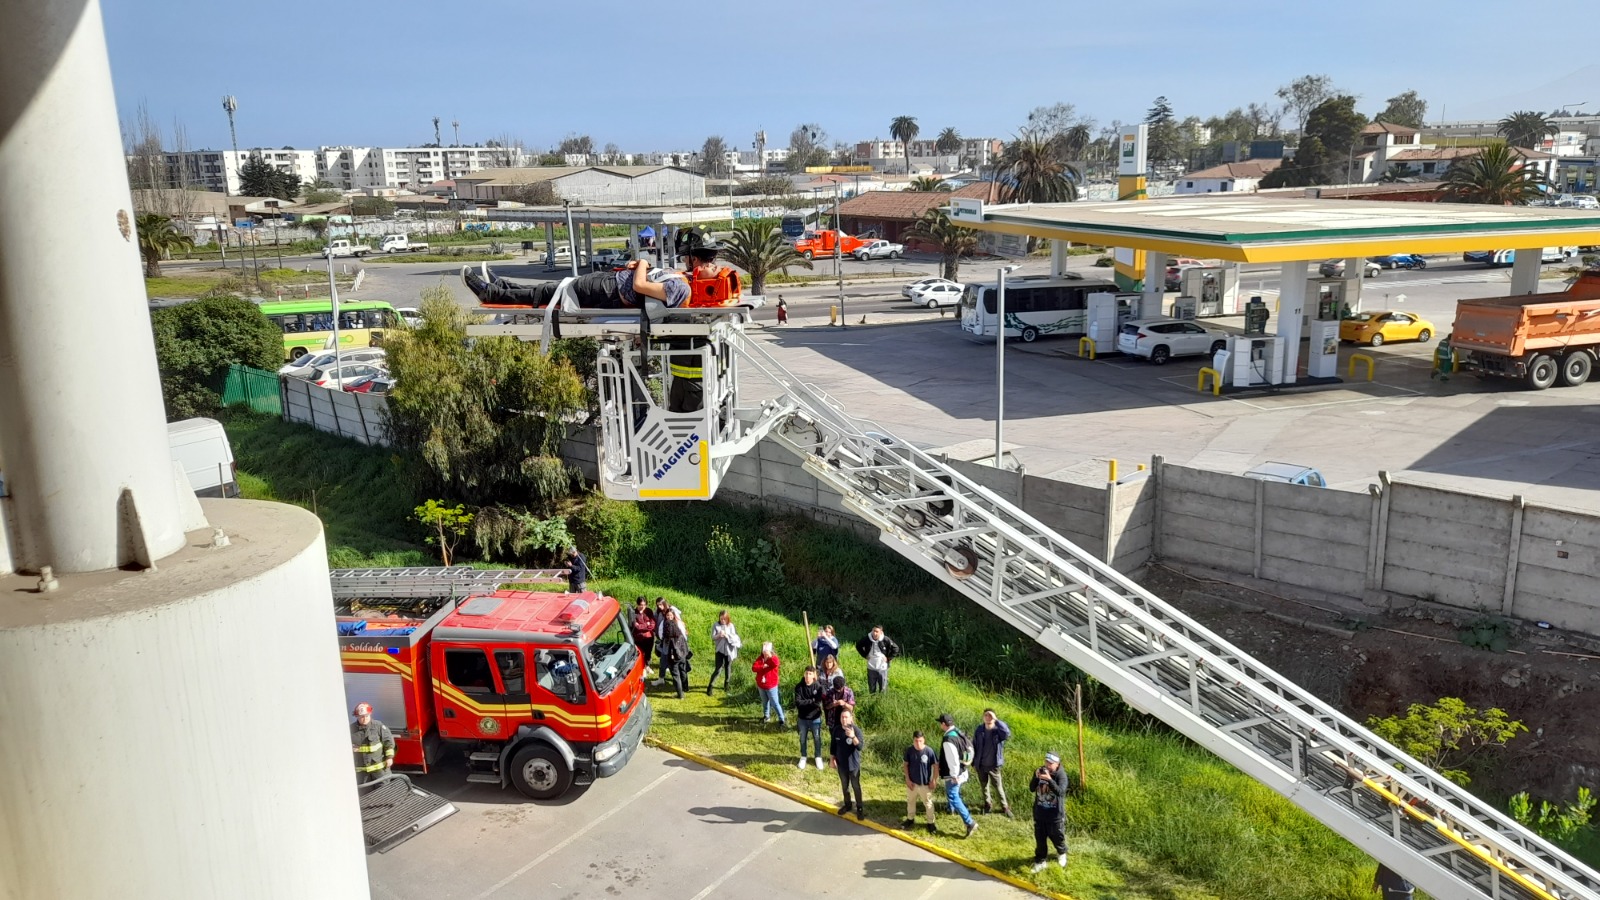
[958, 274, 1120, 342]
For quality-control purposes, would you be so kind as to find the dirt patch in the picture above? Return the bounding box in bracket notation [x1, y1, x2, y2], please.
[1138, 565, 1600, 803]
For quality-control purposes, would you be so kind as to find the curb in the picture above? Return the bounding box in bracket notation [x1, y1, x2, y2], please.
[644, 736, 1074, 900]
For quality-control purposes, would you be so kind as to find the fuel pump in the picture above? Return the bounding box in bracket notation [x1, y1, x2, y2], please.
[1304, 279, 1348, 379]
[1181, 265, 1240, 317]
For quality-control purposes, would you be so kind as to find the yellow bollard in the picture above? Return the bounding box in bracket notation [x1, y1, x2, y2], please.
[1347, 354, 1375, 381]
[1137, 463, 1146, 472]
[1197, 367, 1222, 395]
[1108, 459, 1118, 482]
[1078, 336, 1097, 359]
[829, 305, 839, 325]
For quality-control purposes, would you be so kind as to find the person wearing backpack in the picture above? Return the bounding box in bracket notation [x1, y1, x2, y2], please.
[935, 713, 977, 838]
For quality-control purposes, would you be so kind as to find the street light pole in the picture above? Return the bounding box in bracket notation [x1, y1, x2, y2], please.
[994, 264, 1020, 466]
[563, 199, 579, 278]
[835, 182, 844, 324]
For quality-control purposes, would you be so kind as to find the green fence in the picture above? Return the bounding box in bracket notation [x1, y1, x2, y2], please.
[221, 364, 281, 415]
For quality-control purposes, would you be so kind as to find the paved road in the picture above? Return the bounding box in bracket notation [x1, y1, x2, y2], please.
[367, 745, 1031, 900]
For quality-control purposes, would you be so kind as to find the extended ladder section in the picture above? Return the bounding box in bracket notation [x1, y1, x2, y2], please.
[712, 329, 1600, 900]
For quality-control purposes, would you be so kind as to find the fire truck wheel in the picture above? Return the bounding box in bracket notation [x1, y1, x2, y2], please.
[509, 744, 573, 800]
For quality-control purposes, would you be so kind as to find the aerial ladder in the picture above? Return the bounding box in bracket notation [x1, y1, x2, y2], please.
[468, 297, 1600, 900]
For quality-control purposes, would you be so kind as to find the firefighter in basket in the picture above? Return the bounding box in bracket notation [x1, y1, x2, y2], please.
[461, 228, 727, 312]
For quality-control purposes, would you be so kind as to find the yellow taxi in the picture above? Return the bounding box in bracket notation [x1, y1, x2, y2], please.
[1339, 310, 1435, 347]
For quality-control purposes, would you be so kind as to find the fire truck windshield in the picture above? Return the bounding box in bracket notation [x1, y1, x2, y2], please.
[583, 612, 636, 695]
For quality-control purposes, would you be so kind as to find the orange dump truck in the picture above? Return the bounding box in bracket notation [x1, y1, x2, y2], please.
[1450, 271, 1600, 389]
[793, 229, 868, 260]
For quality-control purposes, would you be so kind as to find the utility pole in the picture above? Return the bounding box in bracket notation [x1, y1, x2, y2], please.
[451, 118, 460, 147]
[432, 116, 441, 147]
[221, 95, 239, 194]
[755, 129, 766, 178]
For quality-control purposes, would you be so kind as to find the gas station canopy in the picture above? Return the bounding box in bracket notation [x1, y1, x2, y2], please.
[949, 195, 1600, 262]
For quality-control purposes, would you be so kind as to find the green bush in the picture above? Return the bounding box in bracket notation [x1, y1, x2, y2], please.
[150, 295, 282, 419]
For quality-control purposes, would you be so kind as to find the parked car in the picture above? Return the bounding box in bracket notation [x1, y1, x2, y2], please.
[1338, 310, 1435, 346]
[1243, 462, 1326, 487]
[909, 281, 964, 309]
[309, 361, 386, 388]
[853, 240, 904, 261]
[902, 277, 958, 299]
[344, 373, 395, 394]
[1164, 258, 1206, 291]
[322, 239, 373, 258]
[1369, 253, 1428, 270]
[395, 307, 423, 328]
[1318, 259, 1382, 278]
[591, 248, 631, 269]
[1116, 318, 1229, 364]
[277, 347, 386, 378]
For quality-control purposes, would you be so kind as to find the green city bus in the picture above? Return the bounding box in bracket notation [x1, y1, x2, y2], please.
[259, 299, 403, 360]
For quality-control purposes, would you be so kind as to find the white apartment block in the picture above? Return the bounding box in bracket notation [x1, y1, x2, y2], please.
[130, 144, 532, 194]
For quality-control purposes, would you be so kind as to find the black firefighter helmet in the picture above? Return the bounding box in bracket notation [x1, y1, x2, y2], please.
[675, 227, 721, 260]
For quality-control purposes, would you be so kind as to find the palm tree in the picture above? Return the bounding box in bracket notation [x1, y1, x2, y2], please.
[1497, 110, 1557, 150]
[136, 212, 194, 278]
[999, 130, 1080, 204]
[934, 127, 962, 156]
[907, 176, 950, 192]
[905, 208, 978, 282]
[1059, 123, 1093, 162]
[890, 115, 919, 174]
[719, 219, 812, 296]
[1440, 143, 1550, 205]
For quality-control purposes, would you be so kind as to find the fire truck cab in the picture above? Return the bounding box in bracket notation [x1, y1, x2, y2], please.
[339, 575, 651, 802]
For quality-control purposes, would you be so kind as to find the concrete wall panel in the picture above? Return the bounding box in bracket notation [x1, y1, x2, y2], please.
[1162, 533, 1256, 573]
[1163, 490, 1256, 529]
[1165, 466, 1258, 502]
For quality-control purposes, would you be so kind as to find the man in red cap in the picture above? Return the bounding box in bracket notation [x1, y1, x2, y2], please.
[351, 702, 395, 783]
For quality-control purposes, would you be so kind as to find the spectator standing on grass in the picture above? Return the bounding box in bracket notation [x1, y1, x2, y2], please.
[752, 642, 786, 724]
[652, 597, 678, 684]
[819, 653, 842, 687]
[630, 598, 656, 679]
[902, 731, 939, 835]
[812, 624, 839, 668]
[936, 713, 977, 838]
[856, 625, 901, 694]
[794, 665, 826, 769]
[1372, 864, 1415, 899]
[658, 607, 691, 699]
[972, 708, 1013, 817]
[823, 674, 856, 735]
[1029, 751, 1069, 873]
[565, 546, 589, 594]
[830, 709, 866, 820]
[707, 610, 740, 694]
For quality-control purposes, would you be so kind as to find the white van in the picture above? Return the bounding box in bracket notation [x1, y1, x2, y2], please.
[168, 418, 238, 498]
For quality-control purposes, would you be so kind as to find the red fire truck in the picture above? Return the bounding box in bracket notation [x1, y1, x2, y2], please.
[335, 569, 652, 803]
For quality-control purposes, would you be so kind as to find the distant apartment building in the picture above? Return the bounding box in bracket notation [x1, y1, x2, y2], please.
[855, 137, 1003, 172]
[130, 144, 529, 193]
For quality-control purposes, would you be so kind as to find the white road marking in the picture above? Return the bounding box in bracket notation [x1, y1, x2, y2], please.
[687, 818, 794, 900]
[914, 876, 949, 900]
[472, 769, 678, 898]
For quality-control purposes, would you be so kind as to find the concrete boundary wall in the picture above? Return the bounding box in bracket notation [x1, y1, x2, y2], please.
[280, 377, 390, 446]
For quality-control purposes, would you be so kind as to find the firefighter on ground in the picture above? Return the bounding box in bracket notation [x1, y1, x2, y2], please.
[351, 702, 395, 783]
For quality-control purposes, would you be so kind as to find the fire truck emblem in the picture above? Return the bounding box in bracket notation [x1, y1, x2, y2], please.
[480, 716, 501, 735]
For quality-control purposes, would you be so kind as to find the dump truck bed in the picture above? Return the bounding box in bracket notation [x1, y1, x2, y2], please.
[1451, 271, 1600, 357]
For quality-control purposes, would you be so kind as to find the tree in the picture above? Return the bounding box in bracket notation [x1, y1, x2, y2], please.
[1440, 142, 1551, 205]
[1144, 96, 1180, 165]
[934, 127, 962, 155]
[700, 135, 729, 177]
[301, 185, 342, 205]
[487, 133, 525, 168]
[1378, 163, 1419, 183]
[125, 100, 199, 220]
[1260, 137, 1329, 189]
[1000, 130, 1079, 203]
[1205, 107, 1256, 144]
[718, 219, 811, 295]
[1377, 90, 1428, 128]
[1303, 94, 1368, 181]
[1246, 101, 1281, 139]
[136, 212, 194, 278]
[237, 154, 286, 199]
[734, 175, 794, 197]
[1508, 787, 1595, 852]
[381, 287, 586, 507]
[890, 115, 919, 173]
[557, 133, 594, 159]
[149, 295, 282, 419]
[1498, 110, 1558, 149]
[786, 123, 830, 171]
[601, 142, 622, 165]
[413, 500, 474, 566]
[1276, 74, 1336, 136]
[1367, 697, 1526, 786]
[1024, 103, 1080, 137]
[904, 208, 977, 282]
[907, 176, 949, 192]
[351, 196, 395, 217]
[507, 180, 558, 205]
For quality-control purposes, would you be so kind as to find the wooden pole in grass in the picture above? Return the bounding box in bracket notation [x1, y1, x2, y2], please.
[802, 611, 816, 667]
[1074, 682, 1087, 791]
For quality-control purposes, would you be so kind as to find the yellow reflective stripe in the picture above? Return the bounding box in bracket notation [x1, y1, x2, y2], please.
[354, 743, 384, 752]
[357, 761, 387, 772]
[669, 364, 701, 378]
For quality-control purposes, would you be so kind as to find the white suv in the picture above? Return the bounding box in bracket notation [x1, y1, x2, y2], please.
[910, 281, 964, 308]
[1116, 318, 1228, 364]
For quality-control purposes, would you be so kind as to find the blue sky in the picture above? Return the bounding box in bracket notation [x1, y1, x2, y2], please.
[105, 0, 1599, 153]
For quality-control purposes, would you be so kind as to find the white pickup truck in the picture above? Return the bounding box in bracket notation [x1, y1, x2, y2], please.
[323, 239, 373, 258]
[379, 234, 430, 254]
[853, 239, 905, 261]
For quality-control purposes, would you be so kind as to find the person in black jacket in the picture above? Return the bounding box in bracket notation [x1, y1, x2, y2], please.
[854, 625, 900, 694]
[830, 709, 866, 820]
[972, 708, 1013, 817]
[657, 608, 691, 699]
[565, 546, 590, 594]
[1029, 751, 1070, 872]
[794, 666, 827, 770]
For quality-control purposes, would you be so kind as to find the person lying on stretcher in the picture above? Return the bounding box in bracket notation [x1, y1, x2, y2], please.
[462, 229, 722, 311]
